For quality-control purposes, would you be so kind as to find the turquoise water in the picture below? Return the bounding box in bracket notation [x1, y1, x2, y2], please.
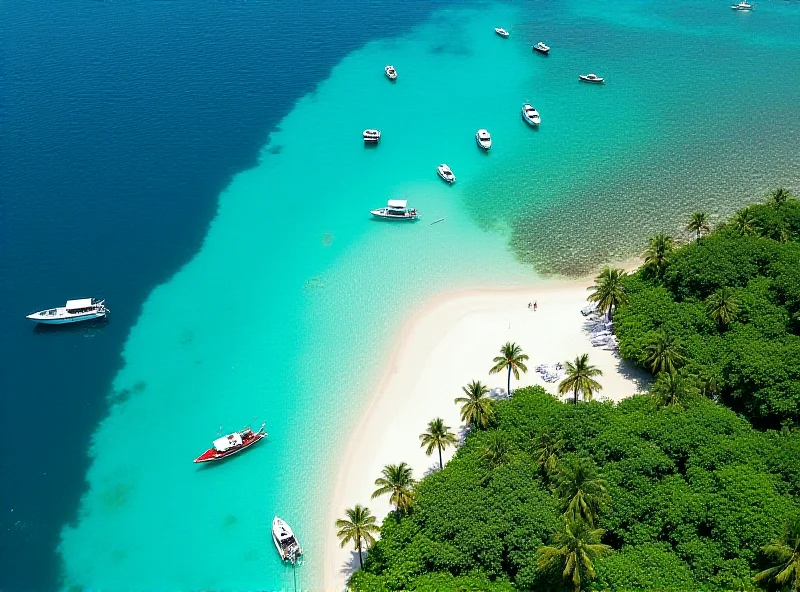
[58, 1, 800, 590]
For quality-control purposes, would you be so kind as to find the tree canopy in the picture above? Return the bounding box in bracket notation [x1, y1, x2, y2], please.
[349, 388, 800, 591]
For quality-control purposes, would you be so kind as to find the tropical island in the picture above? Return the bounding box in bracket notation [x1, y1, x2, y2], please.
[334, 189, 800, 591]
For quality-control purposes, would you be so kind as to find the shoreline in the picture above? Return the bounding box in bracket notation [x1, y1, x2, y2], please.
[323, 266, 647, 590]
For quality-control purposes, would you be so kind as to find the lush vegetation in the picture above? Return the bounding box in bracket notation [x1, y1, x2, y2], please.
[614, 190, 800, 429]
[351, 388, 800, 591]
[339, 190, 800, 591]
[348, 388, 800, 591]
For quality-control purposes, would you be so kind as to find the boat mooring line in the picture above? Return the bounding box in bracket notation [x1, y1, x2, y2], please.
[430, 217, 446, 225]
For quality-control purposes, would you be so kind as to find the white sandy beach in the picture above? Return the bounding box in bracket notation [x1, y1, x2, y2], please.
[323, 276, 649, 590]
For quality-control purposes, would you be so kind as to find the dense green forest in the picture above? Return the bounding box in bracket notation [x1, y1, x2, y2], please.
[343, 191, 800, 591]
[615, 191, 800, 429]
[348, 389, 800, 591]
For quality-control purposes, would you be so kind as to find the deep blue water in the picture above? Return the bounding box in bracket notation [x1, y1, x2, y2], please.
[0, 2, 459, 590]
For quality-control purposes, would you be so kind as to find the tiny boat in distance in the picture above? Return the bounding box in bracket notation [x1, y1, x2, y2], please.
[26, 298, 108, 324]
[193, 422, 267, 463]
[522, 104, 541, 126]
[437, 164, 456, 184]
[579, 73, 604, 83]
[371, 199, 419, 221]
[385, 65, 397, 80]
[731, 1, 753, 9]
[495, 27, 509, 38]
[363, 129, 381, 144]
[476, 129, 492, 150]
[533, 42, 550, 55]
[273, 516, 302, 564]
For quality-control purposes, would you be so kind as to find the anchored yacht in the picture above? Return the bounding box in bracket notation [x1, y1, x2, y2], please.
[437, 164, 456, 184]
[370, 199, 419, 221]
[26, 298, 108, 324]
[273, 517, 302, 564]
[475, 129, 492, 150]
[522, 104, 541, 126]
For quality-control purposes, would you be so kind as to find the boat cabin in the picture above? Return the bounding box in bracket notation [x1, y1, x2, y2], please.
[213, 433, 243, 452]
[65, 298, 98, 314]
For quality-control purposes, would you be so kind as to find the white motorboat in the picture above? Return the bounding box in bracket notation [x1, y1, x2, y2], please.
[363, 129, 381, 144]
[731, 1, 753, 9]
[495, 27, 509, 38]
[579, 73, 604, 83]
[522, 103, 541, 126]
[370, 199, 419, 221]
[533, 42, 550, 55]
[272, 516, 302, 564]
[26, 298, 109, 325]
[437, 164, 456, 184]
[475, 129, 492, 150]
[385, 65, 397, 80]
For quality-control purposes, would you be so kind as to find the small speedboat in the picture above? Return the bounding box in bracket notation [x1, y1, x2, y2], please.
[371, 199, 419, 221]
[522, 104, 541, 126]
[731, 1, 753, 9]
[26, 298, 109, 324]
[579, 73, 604, 83]
[273, 517, 302, 564]
[437, 164, 456, 184]
[533, 42, 550, 55]
[495, 27, 509, 38]
[363, 129, 381, 144]
[475, 129, 492, 150]
[193, 422, 267, 463]
[385, 65, 397, 80]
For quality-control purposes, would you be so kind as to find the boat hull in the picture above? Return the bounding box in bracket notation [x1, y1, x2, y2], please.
[437, 172, 455, 184]
[26, 312, 106, 325]
[532, 47, 550, 55]
[194, 432, 266, 463]
[579, 76, 604, 84]
[370, 211, 419, 221]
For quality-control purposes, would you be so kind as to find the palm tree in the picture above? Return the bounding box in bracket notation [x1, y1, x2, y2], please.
[753, 515, 800, 591]
[695, 368, 722, 401]
[371, 463, 415, 514]
[554, 455, 611, 525]
[537, 518, 612, 592]
[686, 212, 711, 242]
[706, 287, 740, 330]
[481, 432, 511, 467]
[535, 430, 562, 477]
[587, 267, 629, 321]
[652, 371, 697, 409]
[643, 333, 687, 375]
[643, 233, 675, 281]
[731, 206, 759, 236]
[769, 187, 794, 209]
[335, 504, 379, 569]
[454, 380, 494, 429]
[419, 417, 458, 470]
[558, 353, 603, 405]
[489, 342, 529, 396]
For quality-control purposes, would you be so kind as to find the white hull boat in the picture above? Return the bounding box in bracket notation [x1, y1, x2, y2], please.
[371, 199, 419, 221]
[26, 298, 109, 325]
[475, 129, 492, 150]
[385, 65, 397, 80]
[731, 1, 753, 9]
[272, 516, 302, 564]
[533, 42, 550, 55]
[522, 103, 541, 126]
[579, 73, 604, 83]
[494, 27, 509, 38]
[437, 164, 456, 184]
[363, 129, 381, 144]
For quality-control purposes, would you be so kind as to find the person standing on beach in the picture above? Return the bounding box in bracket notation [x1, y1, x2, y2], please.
[533, 301, 538, 312]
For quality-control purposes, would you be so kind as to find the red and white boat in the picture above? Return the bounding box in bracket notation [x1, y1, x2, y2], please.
[193, 422, 267, 463]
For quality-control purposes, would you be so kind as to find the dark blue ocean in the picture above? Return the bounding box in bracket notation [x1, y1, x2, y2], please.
[0, 2, 457, 590]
